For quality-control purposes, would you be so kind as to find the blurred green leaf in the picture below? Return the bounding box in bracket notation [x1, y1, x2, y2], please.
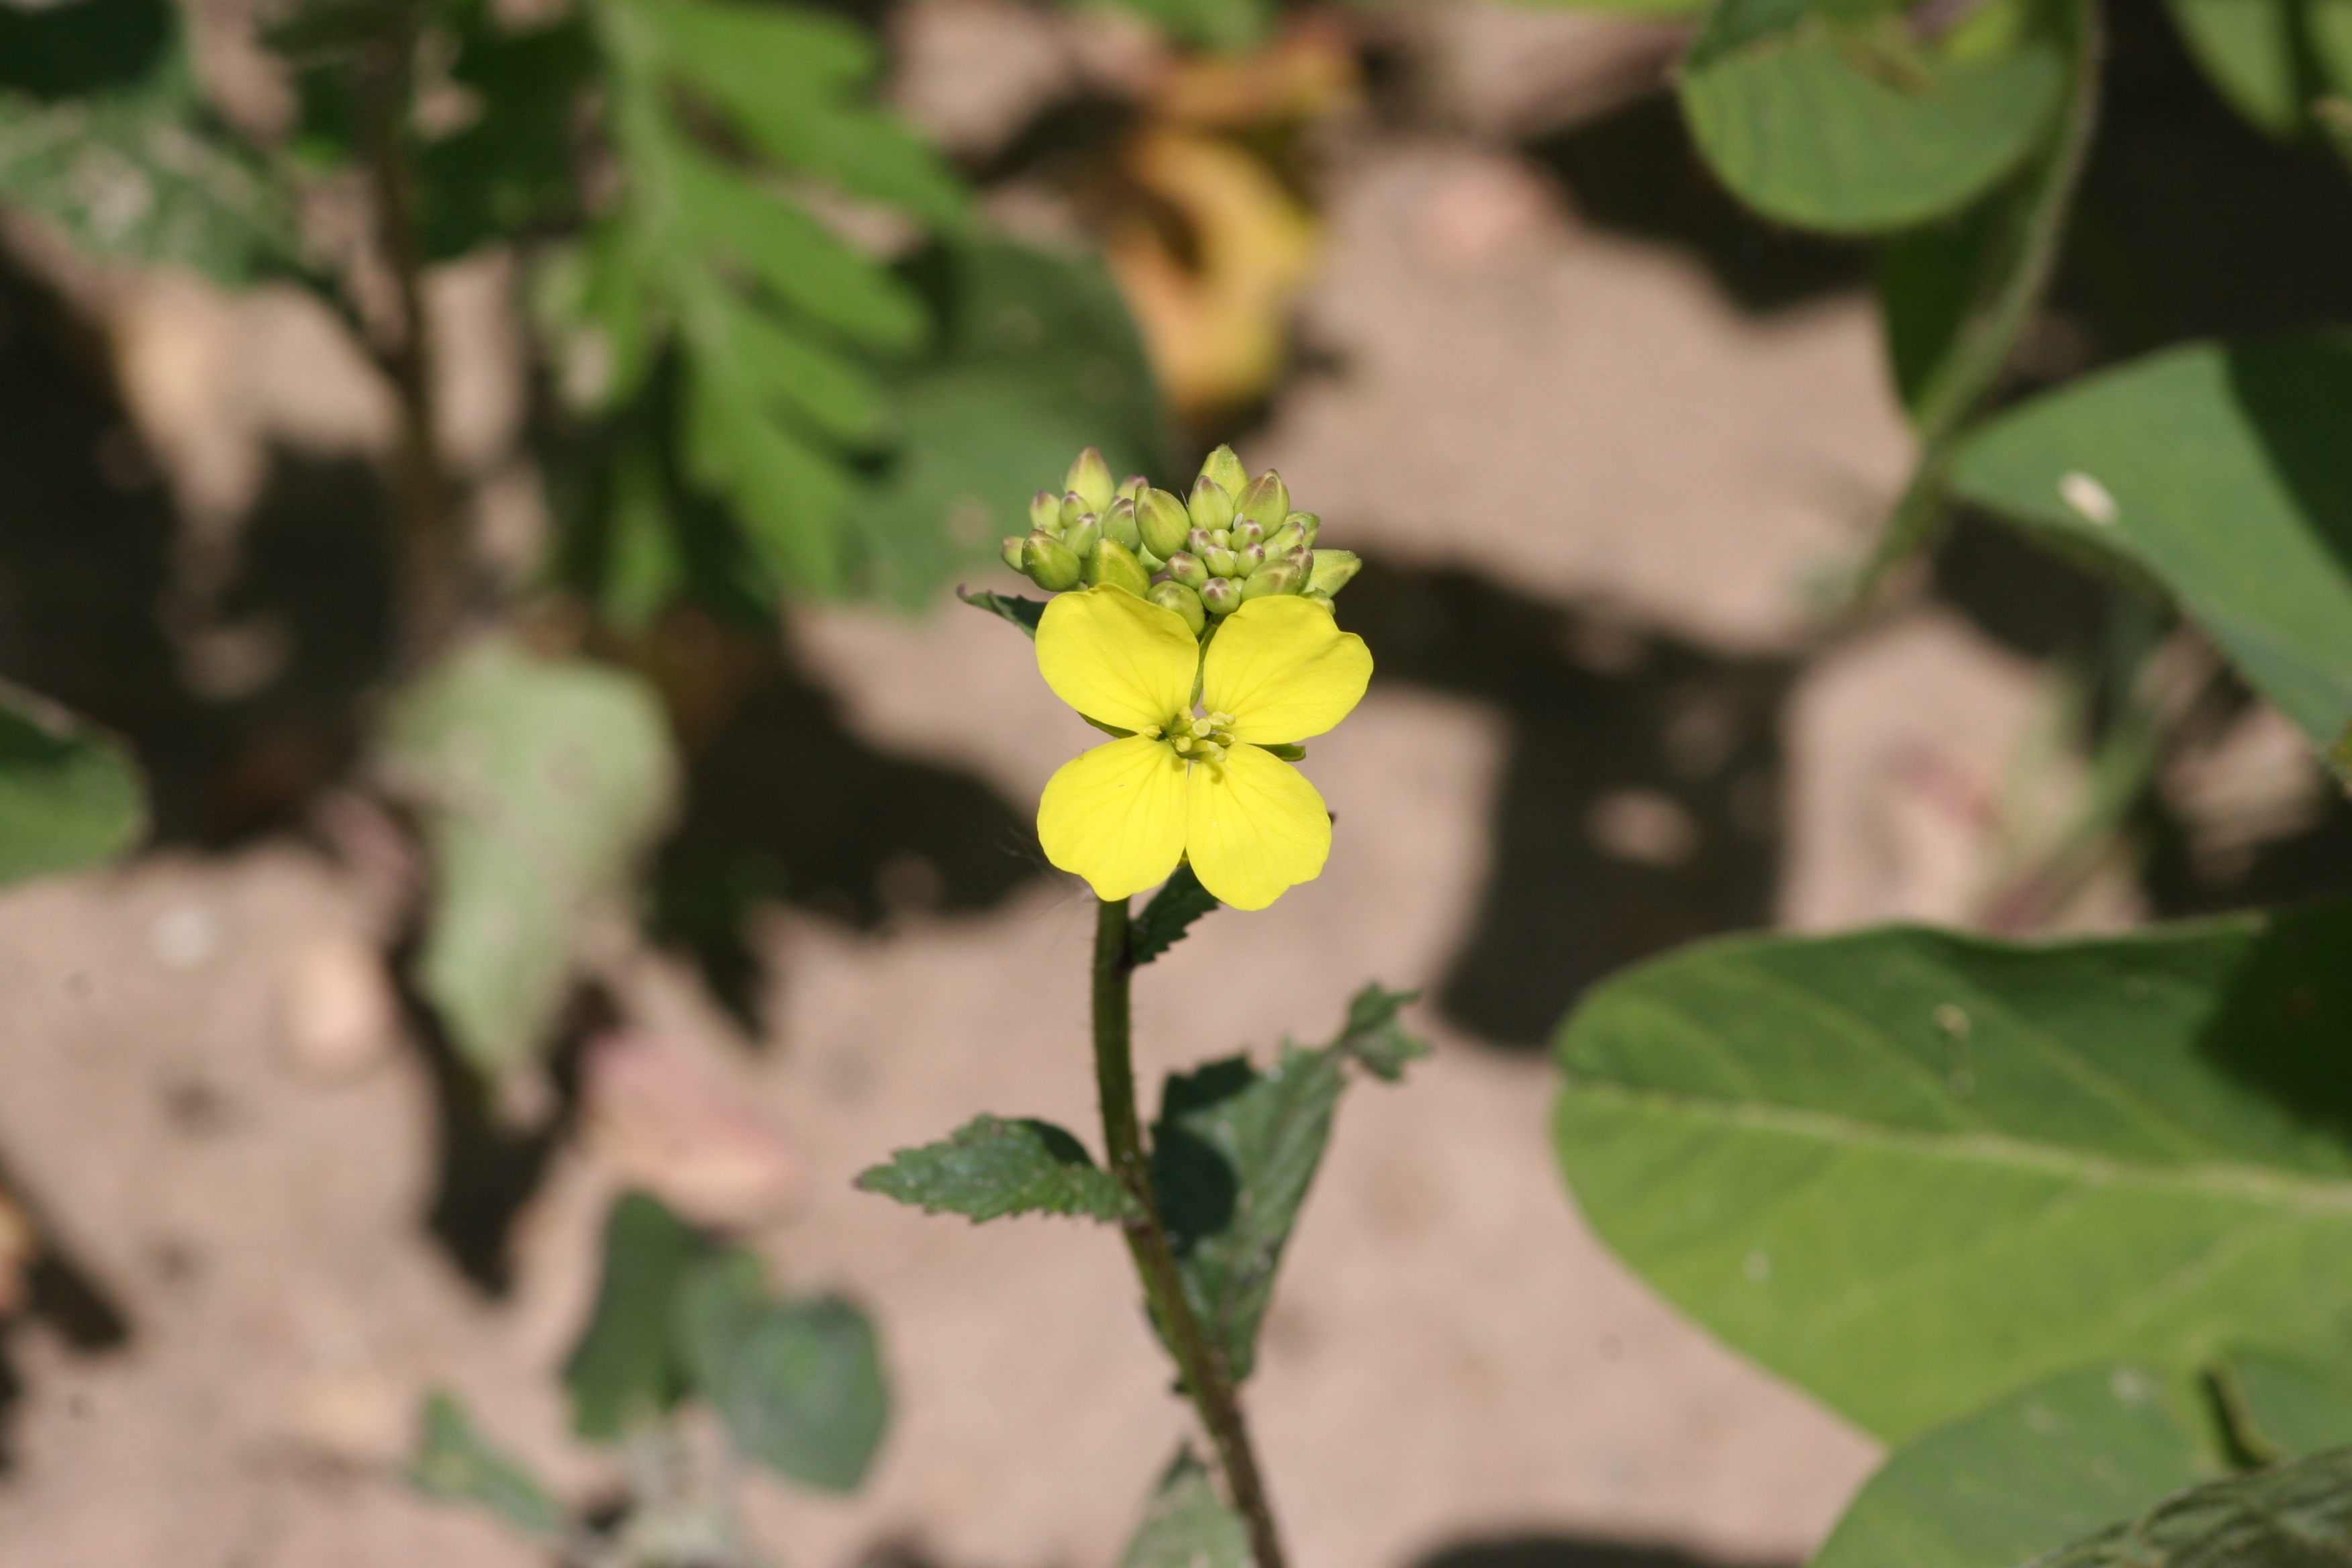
[1947, 336, 2352, 760]
[2031, 1445, 2352, 1568]
[856, 1115, 1138, 1223]
[2214, 1349, 2352, 1464]
[0, 683, 144, 889]
[410, 1389, 567, 1542]
[674, 1252, 889, 1491]
[418, 5, 597, 260]
[0, 22, 295, 284]
[1079, 0, 1273, 52]
[1552, 901, 2352, 1444]
[1130, 864, 1218, 967]
[565, 1192, 710, 1439]
[1679, 0, 2071, 233]
[1876, 190, 2008, 423]
[1810, 1364, 2214, 1568]
[1153, 987, 1427, 1380]
[384, 638, 677, 1077]
[857, 238, 1169, 607]
[1120, 1446, 1249, 1568]
[2158, 0, 2352, 138]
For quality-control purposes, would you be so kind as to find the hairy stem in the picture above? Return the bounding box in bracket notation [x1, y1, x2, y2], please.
[1091, 895, 1288, 1568]
[356, 15, 463, 665]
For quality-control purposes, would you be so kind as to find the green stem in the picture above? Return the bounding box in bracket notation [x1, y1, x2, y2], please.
[1852, 0, 2104, 606]
[1091, 895, 1289, 1568]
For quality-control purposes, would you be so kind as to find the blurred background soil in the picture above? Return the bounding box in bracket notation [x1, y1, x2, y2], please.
[5, 1, 2352, 1565]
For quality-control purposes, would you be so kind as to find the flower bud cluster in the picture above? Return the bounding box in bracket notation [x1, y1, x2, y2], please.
[999, 444, 1363, 636]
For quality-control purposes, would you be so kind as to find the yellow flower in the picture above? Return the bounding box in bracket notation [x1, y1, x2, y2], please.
[1035, 586, 1372, 910]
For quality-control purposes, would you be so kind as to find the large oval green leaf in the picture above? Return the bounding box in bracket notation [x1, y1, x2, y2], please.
[2032, 1445, 2352, 1568]
[1947, 336, 2352, 761]
[1812, 1363, 2214, 1568]
[1677, 0, 2071, 233]
[1553, 901, 2352, 1443]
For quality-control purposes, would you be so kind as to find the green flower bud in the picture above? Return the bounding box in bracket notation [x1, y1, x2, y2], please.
[1199, 575, 1242, 616]
[1188, 476, 1235, 533]
[1138, 488, 1191, 559]
[1187, 526, 1215, 556]
[1265, 520, 1304, 557]
[1167, 552, 1209, 589]
[1150, 579, 1208, 634]
[1087, 538, 1152, 598]
[1209, 528, 1230, 550]
[1066, 446, 1116, 513]
[1239, 560, 1298, 599]
[1101, 497, 1142, 552]
[1236, 471, 1290, 530]
[1232, 518, 1264, 548]
[1026, 530, 1082, 590]
[1199, 444, 1246, 497]
[1201, 541, 1239, 578]
[1000, 536, 1030, 573]
[1138, 544, 1166, 573]
[1308, 548, 1361, 597]
[1230, 542, 1265, 579]
[1302, 589, 1334, 610]
[1285, 511, 1320, 549]
[1285, 546, 1315, 578]
[1118, 473, 1149, 504]
[1030, 491, 1064, 536]
[1064, 513, 1101, 558]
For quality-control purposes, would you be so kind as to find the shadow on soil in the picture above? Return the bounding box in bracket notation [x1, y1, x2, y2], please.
[1346, 556, 1790, 1050]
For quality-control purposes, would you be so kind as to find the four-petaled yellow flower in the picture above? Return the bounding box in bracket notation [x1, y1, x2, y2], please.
[1036, 586, 1373, 910]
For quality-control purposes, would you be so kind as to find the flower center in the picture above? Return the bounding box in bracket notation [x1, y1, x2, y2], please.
[1153, 708, 1236, 764]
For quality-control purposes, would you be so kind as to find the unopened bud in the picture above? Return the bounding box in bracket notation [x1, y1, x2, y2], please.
[1000, 536, 1030, 573]
[1118, 474, 1149, 503]
[1066, 446, 1116, 513]
[1101, 497, 1142, 552]
[1308, 549, 1361, 597]
[1138, 489, 1191, 558]
[1302, 589, 1335, 610]
[1150, 579, 1208, 634]
[1265, 520, 1304, 556]
[1087, 538, 1152, 598]
[1199, 576, 1242, 616]
[1237, 471, 1290, 530]
[1167, 552, 1209, 589]
[1230, 542, 1265, 579]
[1209, 528, 1230, 550]
[1026, 531, 1081, 590]
[1064, 513, 1101, 558]
[1030, 491, 1064, 536]
[1188, 476, 1235, 533]
[1201, 541, 1239, 578]
[1285, 546, 1315, 577]
[1285, 511, 1320, 549]
[1060, 491, 1088, 532]
[1199, 444, 1246, 496]
[1240, 560, 1298, 599]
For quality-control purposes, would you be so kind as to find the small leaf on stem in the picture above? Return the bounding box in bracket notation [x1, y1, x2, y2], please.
[856, 1114, 1137, 1223]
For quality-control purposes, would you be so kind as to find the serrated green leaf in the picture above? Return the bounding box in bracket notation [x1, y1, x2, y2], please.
[957, 587, 1047, 638]
[1553, 903, 2352, 1444]
[1130, 864, 1218, 966]
[1947, 336, 2352, 755]
[2028, 1446, 2352, 1568]
[1678, 0, 2071, 234]
[0, 683, 144, 889]
[410, 1389, 566, 1542]
[1120, 1446, 1250, 1568]
[1811, 1364, 2214, 1568]
[856, 1115, 1138, 1223]
[1153, 989, 1427, 1380]
[705, 285, 889, 444]
[564, 1193, 711, 1440]
[2214, 1350, 2352, 1465]
[673, 1253, 889, 1492]
[1331, 984, 1430, 1081]
[384, 638, 677, 1076]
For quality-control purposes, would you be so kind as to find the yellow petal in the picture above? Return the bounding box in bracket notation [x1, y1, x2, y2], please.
[1036, 586, 1199, 734]
[1200, 594, 1371, 744]
[1038, 736, 1189, 901]
[1183, 742, 1330, 911]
